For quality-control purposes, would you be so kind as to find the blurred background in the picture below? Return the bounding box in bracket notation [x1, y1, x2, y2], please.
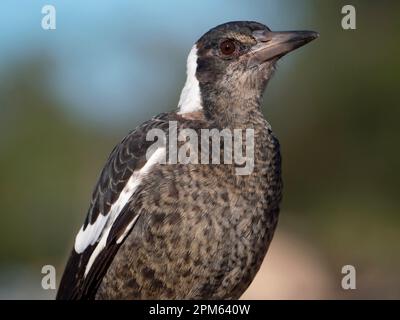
[0, 0, 399, 299]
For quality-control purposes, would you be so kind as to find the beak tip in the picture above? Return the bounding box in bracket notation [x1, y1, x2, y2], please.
[300, 31, 319, 42]
[301, 31, 319, 45]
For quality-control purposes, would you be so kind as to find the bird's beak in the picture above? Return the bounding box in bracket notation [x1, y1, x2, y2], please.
[247, 30, 319, 68]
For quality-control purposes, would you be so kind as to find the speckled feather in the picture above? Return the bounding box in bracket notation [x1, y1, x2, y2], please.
[96, 112, 282, 299]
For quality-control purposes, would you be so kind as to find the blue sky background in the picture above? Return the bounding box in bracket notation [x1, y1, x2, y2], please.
[0, 0, 312, 127]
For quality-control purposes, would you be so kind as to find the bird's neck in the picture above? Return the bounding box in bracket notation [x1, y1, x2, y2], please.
[203, 94, 266, 130]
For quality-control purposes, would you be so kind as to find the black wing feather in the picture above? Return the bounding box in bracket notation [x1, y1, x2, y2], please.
[56, 113, 172, 300]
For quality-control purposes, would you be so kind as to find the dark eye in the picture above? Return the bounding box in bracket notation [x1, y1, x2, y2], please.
[220, 39, 236, 56]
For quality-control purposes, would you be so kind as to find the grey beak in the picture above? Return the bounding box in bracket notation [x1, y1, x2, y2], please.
[247, 30, 319, 68]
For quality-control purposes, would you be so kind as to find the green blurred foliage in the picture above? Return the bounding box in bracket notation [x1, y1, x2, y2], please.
[0, 56, 118, 263]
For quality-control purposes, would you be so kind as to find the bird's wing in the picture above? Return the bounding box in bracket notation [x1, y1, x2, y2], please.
[56, 114, 171, 300]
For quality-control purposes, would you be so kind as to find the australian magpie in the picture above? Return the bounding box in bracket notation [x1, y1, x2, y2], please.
[57, 21, 318, 300]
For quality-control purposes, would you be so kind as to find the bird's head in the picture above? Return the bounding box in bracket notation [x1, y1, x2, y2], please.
[178, 21, 318, 120]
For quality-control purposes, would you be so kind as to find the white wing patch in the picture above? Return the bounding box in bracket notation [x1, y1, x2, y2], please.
[177, 45, 203, 114]
[74, 214, 109, 254]
[73, 147, 166, 277]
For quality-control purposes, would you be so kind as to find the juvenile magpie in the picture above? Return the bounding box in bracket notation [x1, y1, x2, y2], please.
[57, 21, 318, 299]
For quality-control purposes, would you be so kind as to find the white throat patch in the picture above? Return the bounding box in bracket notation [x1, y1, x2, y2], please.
[177, 45, 203, 114]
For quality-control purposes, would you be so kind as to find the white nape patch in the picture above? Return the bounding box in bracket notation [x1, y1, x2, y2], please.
[76, 147, 166, 277]
[177, 45, 203, 114]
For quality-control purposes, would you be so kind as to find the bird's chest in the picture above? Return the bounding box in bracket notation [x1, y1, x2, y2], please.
[106, 150, 280, 299]
[174, 168, 272, 268]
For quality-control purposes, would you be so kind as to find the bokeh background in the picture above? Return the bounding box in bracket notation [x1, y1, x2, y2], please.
[0, 0, 399, 299]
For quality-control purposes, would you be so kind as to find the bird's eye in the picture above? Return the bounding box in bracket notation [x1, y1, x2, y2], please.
[219, 39, 236, 56]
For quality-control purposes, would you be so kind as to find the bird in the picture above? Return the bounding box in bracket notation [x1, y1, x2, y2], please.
[56, 21, 318, 300]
